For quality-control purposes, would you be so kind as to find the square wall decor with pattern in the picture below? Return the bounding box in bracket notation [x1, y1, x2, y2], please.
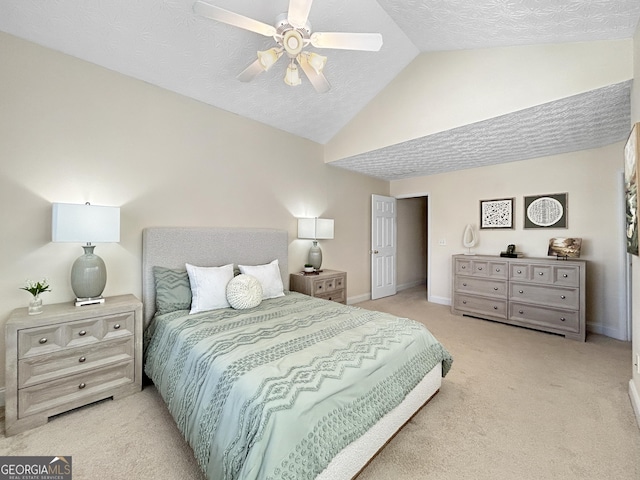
[480, 198, 514, 229]
[524, 193, 567, 229]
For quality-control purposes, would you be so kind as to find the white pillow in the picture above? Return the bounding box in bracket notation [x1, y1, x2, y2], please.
[186, 263, 234, 313]
[238, 259, 285, 299]
[226, 274, 263, 309]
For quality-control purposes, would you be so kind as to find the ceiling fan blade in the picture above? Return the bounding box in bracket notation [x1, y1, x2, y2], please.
[194, 1, 276, 37]
[288, 0, 313, 28]
[297, 55, 331, 93]
[310, 32, 383, 51]
[237, 58, 265, 82]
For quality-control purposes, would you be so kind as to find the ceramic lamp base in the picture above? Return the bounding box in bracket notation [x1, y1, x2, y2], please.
[308, 241, 323, 270]
[71, 245, 107, 301]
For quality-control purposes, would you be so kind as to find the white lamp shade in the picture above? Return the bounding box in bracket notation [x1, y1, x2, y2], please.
[52, 203, 120, 243]
[297, 218, 334, 240]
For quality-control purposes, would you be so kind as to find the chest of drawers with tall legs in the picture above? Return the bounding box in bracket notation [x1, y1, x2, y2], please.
[451, 255, 586, 341]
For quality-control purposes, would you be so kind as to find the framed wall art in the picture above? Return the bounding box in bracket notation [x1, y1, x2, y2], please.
[480, 198, 514, 229]
[524, 193, 567, 229]
[625, 122, 639, 256]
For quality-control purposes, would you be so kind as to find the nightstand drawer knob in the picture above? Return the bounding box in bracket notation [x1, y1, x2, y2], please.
[539, 272, 544, 276]
[519, 290, 524, 294]
[114, 324, 121, 330]
[519, 310, 524, 314]
[493, 287, 498, 291]
[79, 356, 86, 363]
[563, 274, 568, 278]
[79, 330, 87, 337]
[38, 338, 48, 344]
[493, 306, 498, 310]
[78, 383, 86, 389]
[496, 268, 500, 272]
[560, 317, 566, 322]
[517, 270, 522, 274]
[560, 295, 566, 299]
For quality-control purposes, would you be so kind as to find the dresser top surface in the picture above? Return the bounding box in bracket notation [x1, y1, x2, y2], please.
[453, 254, 586, 266]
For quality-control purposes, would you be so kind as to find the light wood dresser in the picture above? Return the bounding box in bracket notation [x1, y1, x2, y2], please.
[5, 294, 143, 436]
[451, 255, 586, 341]
[289, 269, 347, 304]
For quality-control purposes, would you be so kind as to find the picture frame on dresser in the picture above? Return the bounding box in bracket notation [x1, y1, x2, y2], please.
[479, 198, 514, 229]
[524, 193, 568, 229]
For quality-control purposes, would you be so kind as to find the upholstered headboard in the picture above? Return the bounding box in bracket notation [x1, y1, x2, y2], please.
[141, 227, 289, 327]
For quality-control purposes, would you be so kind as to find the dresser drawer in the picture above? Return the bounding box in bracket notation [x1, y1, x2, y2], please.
[19, 337, 134, 389]
[18, 361, 135, 418]
[510, 264, 530, 280]
[454, 294, 507, 319]
[553, 266, 580, 287]
[509, 302, 579, 332]
[18, 325, 66, 358]
[510, 282, 579, 310]
[316, 289, 346, 304]
[454, 276, 507, 298]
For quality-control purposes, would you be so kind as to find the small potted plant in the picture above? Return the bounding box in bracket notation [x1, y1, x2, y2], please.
[304, 264, 314, 273]
[20, 278, 51, 315]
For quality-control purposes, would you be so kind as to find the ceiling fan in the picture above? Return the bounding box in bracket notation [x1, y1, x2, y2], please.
[193, 0, 383, 93]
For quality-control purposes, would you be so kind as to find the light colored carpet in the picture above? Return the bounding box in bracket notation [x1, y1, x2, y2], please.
[1, 286, 639, 479]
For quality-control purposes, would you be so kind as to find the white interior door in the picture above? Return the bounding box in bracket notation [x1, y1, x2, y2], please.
[371, 194, 397, 300]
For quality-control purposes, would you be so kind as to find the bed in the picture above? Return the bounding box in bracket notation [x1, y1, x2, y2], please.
[142, 227, 452, 480]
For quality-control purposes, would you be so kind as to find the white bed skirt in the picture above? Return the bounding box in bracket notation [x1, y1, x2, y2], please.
[316, 362, 443, 479]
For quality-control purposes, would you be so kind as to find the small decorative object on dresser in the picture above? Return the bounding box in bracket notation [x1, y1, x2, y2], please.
[20, 278, 51, 315]
[451, 254, 586, 341]
[4, 294, 143, 436]
[548, 237, 582, 258]
[462, 224, 478, 255]
[290, 269, 347, 304]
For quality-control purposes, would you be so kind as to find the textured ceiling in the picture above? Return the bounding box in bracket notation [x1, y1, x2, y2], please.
[331, 81, 632, 180]
[0, 1, 639, 178]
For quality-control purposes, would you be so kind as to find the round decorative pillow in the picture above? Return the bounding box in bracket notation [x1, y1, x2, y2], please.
[226, 274, 263, 309]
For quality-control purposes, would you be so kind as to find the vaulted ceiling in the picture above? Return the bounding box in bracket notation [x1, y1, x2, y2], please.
[1, 1, 639, 180]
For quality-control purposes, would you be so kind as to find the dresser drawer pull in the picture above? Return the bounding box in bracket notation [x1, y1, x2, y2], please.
[38, 338, 48, 345]
[517, 270, 522, 274]
[495, 268, 501, 272]
[462, 283, 467, 287]
[538, 272, 544, 276]
[519, 310, 524, 314]
[493, 306, 498, 310]
[560, 295, 566, 299]
[78, 383, 86, 389]
[519, 290, 524, 294]
[462, 301, 467, 304]
[114, 324, 121, 330]
[563, 274, 568, 278]
[493, 287, 499, 291]
[79, 330, 87, 337]
[478, 267, 483, 271]
[79, 356, 86, 363]
[560, 317, 566, 322]
[461, 265, 466, 269]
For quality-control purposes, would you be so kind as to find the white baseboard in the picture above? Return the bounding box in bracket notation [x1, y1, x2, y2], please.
[428, 295, 451, 306]
[629, 380, 640, 429]
[347, 293, 370, 305]
[587, 321, 627, 341]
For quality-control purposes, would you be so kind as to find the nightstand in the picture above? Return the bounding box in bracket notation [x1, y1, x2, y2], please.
[5, 294, 143, 436]
[289, 269, 347, 304]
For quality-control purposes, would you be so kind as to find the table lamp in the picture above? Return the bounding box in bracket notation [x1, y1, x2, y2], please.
[52, 202, 120, 306]
[297, 217, 334, 270]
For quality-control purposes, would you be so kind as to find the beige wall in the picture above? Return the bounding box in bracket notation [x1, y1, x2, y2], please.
[0, 33, 388, 390]
[391, 143, 627, 339]
[325, 40, 633, 162]
[396, 197, 427, 289]
[629, 21, 640, 427]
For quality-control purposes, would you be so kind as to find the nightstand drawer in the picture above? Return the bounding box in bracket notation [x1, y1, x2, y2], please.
[316, 289, 346, 304]
[18, 361, 135, 418]
[18, 325, 66, 358]
[314, 277, 341, 294]
[19, 337, 134, 388]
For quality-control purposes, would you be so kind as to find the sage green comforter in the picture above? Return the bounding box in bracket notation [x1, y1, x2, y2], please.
[144, 292, 452, 480]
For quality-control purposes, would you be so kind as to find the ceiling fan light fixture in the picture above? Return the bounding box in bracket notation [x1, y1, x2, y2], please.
[284, 61, 302, 86]
[257, 48, 282, 71]
[306, 52, 327, 74]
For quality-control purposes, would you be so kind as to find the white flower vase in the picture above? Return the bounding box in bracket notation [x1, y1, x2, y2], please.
[28, 295, 43, 315]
